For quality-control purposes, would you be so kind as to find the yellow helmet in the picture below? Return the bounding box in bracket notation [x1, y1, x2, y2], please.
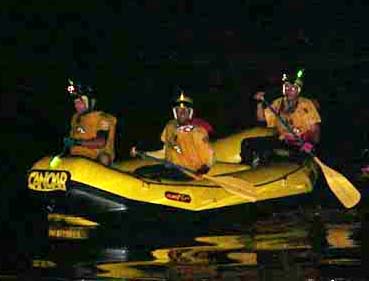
[172, 91, 193, 108]
[172, 91, 194, 120]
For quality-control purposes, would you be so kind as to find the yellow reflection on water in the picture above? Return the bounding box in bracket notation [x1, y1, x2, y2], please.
[96, 262, 164, 280]
[227, 252, 258, 265]
[96, 230, 311, 279]
[195, 235, 246, 249]
[47, 213, 98, 240]
[254, 228, 310, 251]
[96, 234, 252, 279]
[320, 258, 361, 266]
[326, 223, 358, 249]
[48, 226, 91, 240]
[93, 217, 360, 279]
[48, 213, 99, 227]
[32, 259, 57, 268]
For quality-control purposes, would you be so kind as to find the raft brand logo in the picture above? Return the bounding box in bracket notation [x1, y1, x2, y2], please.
[165, 191, 191, 203]
[28, 170, 71, 192]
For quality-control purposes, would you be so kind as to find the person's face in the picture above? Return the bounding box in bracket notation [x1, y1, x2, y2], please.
[74, 97, 88, 113]
[284, 82, 299, 100]
[174, 106, 192, 124]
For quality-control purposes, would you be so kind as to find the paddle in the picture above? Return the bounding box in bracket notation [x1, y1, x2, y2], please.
[132, 149, 257, 202]
[261, 98, 361, 208]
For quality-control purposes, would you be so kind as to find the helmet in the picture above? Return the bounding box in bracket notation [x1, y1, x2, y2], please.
[172, 90, 194, 120]
[67, 78, 96, 110]
[282, 69, 304, 94]
[67, 78, 81, 97]
[172, 91, 193, 108]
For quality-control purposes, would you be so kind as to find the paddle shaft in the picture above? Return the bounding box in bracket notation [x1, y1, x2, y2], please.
[134, 150, 257, 201]
[261, 99, 306, 148]
[135, 150, 202, 178]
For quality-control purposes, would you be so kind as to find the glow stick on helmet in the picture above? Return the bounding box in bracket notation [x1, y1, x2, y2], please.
[297, 69, 304, 78]
[294, 68, 304, 92]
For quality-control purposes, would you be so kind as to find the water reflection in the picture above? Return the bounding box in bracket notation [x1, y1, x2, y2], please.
[32, 259, 57, 269]
[25, 208, 366, 280]
[326, 223, 359, 249]
[47, 213, 98, 240]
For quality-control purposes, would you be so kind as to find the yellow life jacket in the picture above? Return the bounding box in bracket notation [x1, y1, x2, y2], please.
[70, 111, 117, 162]
[264, 97, 321, 139]
[161, 120, 214, 171]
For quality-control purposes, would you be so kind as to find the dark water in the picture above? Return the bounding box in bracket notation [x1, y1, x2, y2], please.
[2, 197, 369, 280]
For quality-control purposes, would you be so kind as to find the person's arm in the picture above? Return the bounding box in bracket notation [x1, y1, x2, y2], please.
[78, 130, 107, 148]
[302, 123, 320, 144]
[78, 116, 113, 148]
[254, 91, 266, 122]
[256, 102, 266, 122]
[284, 100, 321, 153]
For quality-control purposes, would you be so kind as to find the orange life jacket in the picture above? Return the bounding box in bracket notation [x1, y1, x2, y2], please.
[264, 97, 321, 139]
[161, 120, 214, 171]
[69, 111, 117, 162]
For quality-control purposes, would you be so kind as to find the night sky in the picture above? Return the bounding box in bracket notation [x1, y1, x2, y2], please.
[1, 0, 369, 170]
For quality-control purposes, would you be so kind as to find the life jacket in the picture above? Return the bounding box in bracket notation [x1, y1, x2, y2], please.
[264, 97, 321, 141]
[161, 120, 214, 171]
[70, 111, 117, 162]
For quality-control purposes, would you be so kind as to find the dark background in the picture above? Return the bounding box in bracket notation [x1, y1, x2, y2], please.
[0, 0, 369, 272]
[1, 0, 368, 152]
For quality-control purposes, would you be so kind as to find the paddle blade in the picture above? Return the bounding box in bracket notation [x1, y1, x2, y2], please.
[313, 157, 361, 208]
[204, 175, 257, 202]
[49, 155, 62, 169]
